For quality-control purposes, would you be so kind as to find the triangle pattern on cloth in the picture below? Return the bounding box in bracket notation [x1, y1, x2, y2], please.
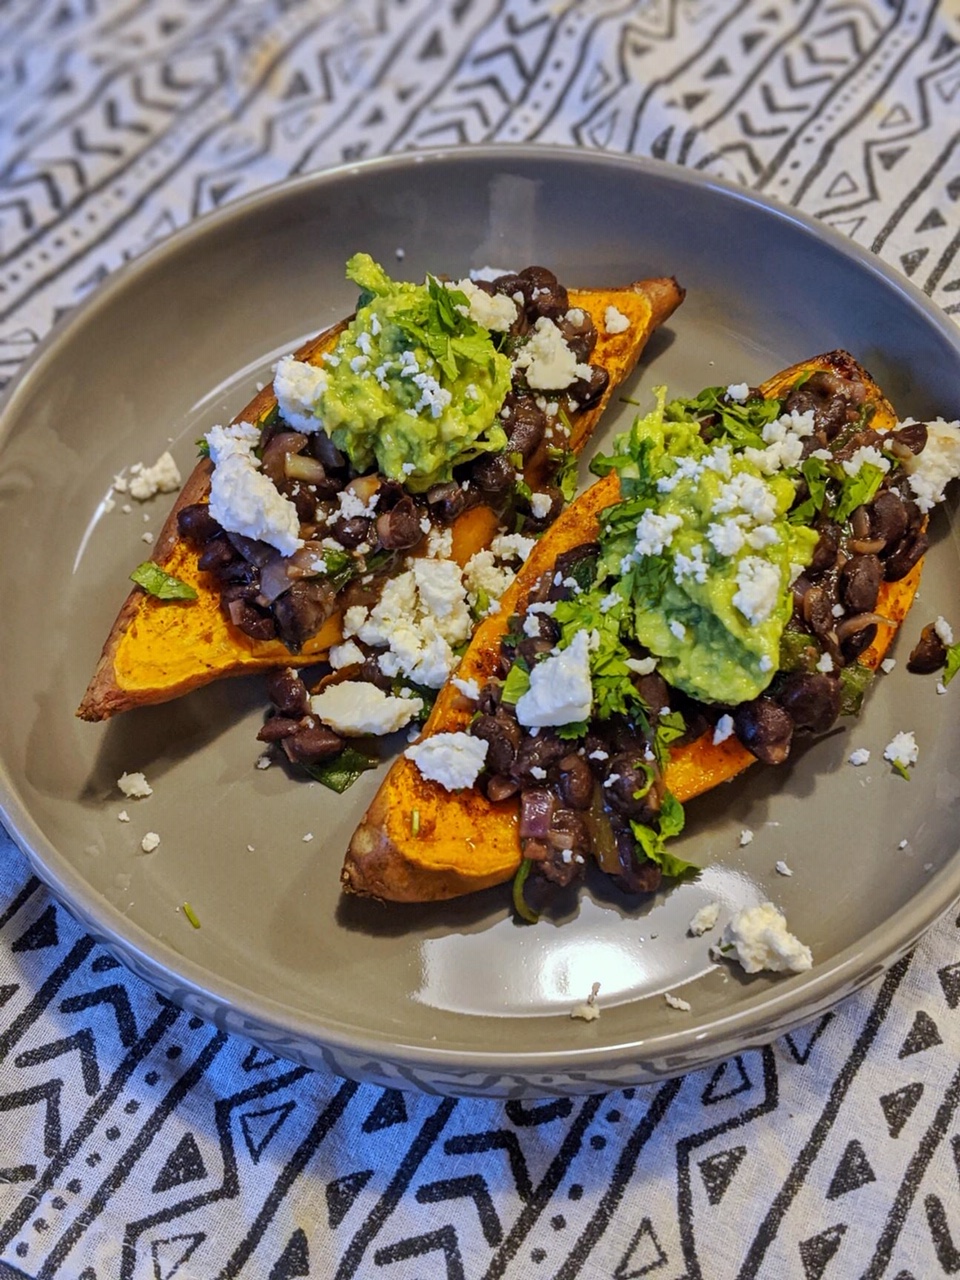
[12, 905, 58, 952]
[935, 72, 960, 104]
[877, 146, 909, 171]
[326, 1169, 374, 1229]
[704, 56, 732, 79]
[784, 1013, 833, 1064]
[149, 1232, 205, 1280]
[0, 983, 18, 1008]
[900, 247, 929, 278]
[269, 1227, 309, 1280]
[947, 175, 960, 201]
[152, 1132, 208, 1193]
[898, 1009, 943, 1057]
[916, 207, 947, 232]
[362, 1088, 408, 1133]
[880, 102, 912, 129]
[826, 171, 859, 199]
[799, 1224, 847, 1279]
[826, 1139, 876, 1199]
[698, 1145, 747, 1206]
[879, 1082, 924, 1139]
[241, 1046, 280, 1072]
[240, 1100, 296, 1163]
[938, 961, 960, 1008]
[613, 1216, 668, 1277]
[702, 1055, 752, 1105]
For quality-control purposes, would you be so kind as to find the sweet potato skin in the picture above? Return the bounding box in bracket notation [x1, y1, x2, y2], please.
[343, 351, 923, 902]
[78, 276, 685, 721]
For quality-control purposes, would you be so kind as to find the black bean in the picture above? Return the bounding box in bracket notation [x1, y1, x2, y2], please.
[265, 667, 310, 717]
[612, 828, 663, 895]
[557, 754, 593, 810]
[472, 714, 522, 776]
[891, 421, 928, 455]
[225, 595, 276, 640]
[840, 554, 882, 613]
[603, 753, 658, 820]
[802, 584, 836, 637]
[512, 732, 568, 781]
[375, 495, 423, 550]
[256, 715, 301, 742]
[329, 515, 371, 548]
[197, 534, 238, 573]
[808, 523, 840, 577]
[734, 698, 794, 765]
[472, 452, 516, 496]
[177, 503, 222, 547]
[869, 490, 909, 551]
[777, 673, 841, 734]
[506, 400, 547, 460]
[272, 579, 337, 651]
[567, 365, 609, 410]
[426, 481, 467, 523]
[281, 723, 344, 763]
[883, 528, 929, 581]
[556, 308, 598, 363]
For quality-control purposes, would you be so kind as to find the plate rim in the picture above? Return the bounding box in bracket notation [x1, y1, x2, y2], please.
[2, 142, 960, 1087]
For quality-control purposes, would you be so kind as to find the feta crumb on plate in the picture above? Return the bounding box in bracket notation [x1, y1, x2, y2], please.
[140, 832, 160, 853]
[848, 748, 870, 767]
[603, 305, 630, 335]
[570, 981, 601, 1021]
[117, 771, 152, 799]
[688, 901, 721, 936]
[716, 902, 812, 974]
[775, 860, 793, 877]
[117, 810, 130, 823]
[739, 828, 754, 847]
[880, 658, 896, 674]
[664, 992, 692, 1012]
[127, 451, 182, 501]
[883, 730, 918, 773]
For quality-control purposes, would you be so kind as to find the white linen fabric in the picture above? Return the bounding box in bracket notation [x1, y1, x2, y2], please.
[0, 2, 959, 1276]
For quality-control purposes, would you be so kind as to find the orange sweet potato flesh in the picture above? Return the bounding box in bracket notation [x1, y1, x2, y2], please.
[77, 276, 684, 721]
[342, 351, 924, 902]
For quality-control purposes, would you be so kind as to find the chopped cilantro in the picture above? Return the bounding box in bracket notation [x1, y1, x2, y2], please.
[130, 562, 198, 601]
[547, 446, 579, 502]
[891, 760, 911, 782]
[557, 720, 589, 740]
[195, 437, 210, 458]
[835, 460, 887, 523]
[838, 662, 874, 717]
[182, 902, 201, 929]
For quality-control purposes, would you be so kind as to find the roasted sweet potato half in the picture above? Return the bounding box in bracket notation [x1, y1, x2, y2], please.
[343, 351, 925, 903]
[78, 275, 684, 721]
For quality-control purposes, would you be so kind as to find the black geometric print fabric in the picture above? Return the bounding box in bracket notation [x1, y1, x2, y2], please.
[1, 2, 959, 1276]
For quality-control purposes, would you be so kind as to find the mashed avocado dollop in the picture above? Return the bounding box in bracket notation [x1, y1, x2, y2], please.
[312, 254, 512, 489]
[587, 387, 820, 704]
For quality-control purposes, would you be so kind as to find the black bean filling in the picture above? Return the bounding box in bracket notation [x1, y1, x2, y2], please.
[468, 365, 933, 902]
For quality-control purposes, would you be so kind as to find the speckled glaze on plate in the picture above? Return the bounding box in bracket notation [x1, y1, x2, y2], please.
[1, 147, 959, 1097]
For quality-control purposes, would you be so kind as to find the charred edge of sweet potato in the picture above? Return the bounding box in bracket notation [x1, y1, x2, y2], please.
[342, 349, 926, 902]
[78, 278, 684, 721]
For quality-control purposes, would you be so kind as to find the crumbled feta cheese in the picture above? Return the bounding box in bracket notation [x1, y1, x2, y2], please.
[832, 603, 845, 618]
[884, 730, 918, 772]
[469, 265, 515, 282]
[816, 652, 834, 673]
[745, 524, 780, 550]
[273, 354, 328, 432]
[841, 445, 890, 478]
[570, 981, 601, 1021]
[141, 531, 154, 544]
[516, 629, 592, 728]
[688, 901, 721, 936]
[899, 418, 960, 512]
[206, 421, 302, 556]
[127, 452, 182, 501]
[512, 317, 591, 390]
[529, 766, 547, 781]
[311, 683, 422, 736]
[117, 771, 152, 799]
[328, 640, 364, 670]
[937, 681, 948, 695]
[776, 860, 793, 877]
[588, 749, 609, 761]
[140, 832, 160, 853]
[452, 677, 480, 701]
[117, 810, 130, 823]
[759, 655, 773, 672]
[713, 714, 735, 745]
[673, 544, 708, 584]
[603, 305, 630, 335]
[733, 556, 781, 626]
[739, 827, 754, 846]
[898, 838, 909, 850]
[450, 277, 517, 331]
[669, 619, 687, 641]
[726, 382, 749, 402]
[405, 731, 488, 790]
[631, 510, 683, 560]
[664, 992, 692, 1012]
[717, 903, 812, 974]
[713, 472, 778, 524]
[706, 517, 746, 559]
[848, 748, 871, 766]
[302, 832, 314, 843]
[529, 492, 553, 519]
[880, 657, 896, 674]
[935, 616, 954, 647]
[491, 532, 536, 563]
[463, 551, 515, 615]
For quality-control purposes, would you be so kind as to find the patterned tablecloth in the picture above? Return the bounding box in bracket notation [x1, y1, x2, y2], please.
[1, 2, 959, 1277]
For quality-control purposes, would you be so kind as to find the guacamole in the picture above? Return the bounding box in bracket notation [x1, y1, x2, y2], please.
[311, 254, 512, 490]
[582, 387, 820, 705]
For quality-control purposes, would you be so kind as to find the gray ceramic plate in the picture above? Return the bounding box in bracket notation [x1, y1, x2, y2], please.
[1, 147, 959, 1097]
